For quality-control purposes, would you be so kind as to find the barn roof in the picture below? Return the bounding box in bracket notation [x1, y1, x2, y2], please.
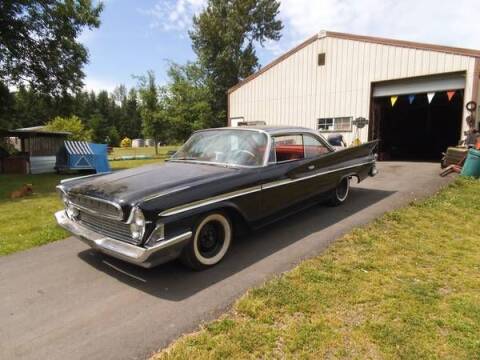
[0, 128, 70, 138]
[228, 30, 480, 94]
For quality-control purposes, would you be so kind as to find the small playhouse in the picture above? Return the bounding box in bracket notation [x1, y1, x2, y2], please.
[55, 141, 111, 173]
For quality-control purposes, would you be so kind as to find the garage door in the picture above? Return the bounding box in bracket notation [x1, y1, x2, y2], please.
[371, 72, 465, 160]
[373, 72, 465, 97]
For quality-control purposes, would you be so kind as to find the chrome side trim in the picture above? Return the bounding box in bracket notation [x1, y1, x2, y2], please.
[159, 185, 262, 217]
[167, 159, 263, 169]
[159, 160, 375, 217]
[270, 160, 375, 188]
[55, 210, 191, 267]
[261, 178, 292, 190]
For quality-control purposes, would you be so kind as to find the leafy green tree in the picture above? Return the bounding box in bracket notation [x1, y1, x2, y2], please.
[88, 111, 110, 143]
[0, 0, 103, 95]
[189, 0, 282, 126]
[107, 126, 120, 146]
[137, 71, 168, 154]
[45, 115, 93, 141]
[164, 62, 214, 141]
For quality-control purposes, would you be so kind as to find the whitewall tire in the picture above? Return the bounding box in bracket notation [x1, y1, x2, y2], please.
[328, 177, 350, 206]
[181, 212, 232, 270]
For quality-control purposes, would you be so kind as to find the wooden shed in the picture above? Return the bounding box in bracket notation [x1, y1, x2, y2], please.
[0, 128, 70, 174]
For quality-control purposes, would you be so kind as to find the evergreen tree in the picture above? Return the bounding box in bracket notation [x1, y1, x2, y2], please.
[189, 0, 282, 127]
[124, 88, 142, 139]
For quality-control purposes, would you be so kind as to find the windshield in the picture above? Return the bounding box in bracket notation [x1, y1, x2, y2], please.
[171, 129, 268, 167]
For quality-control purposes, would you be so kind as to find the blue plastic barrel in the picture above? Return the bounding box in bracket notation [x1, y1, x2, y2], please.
[461, 148, 480, 178]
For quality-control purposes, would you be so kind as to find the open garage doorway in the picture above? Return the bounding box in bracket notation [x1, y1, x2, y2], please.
[371, 74, 465, 161]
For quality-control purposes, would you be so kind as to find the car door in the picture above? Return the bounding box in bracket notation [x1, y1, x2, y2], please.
[285, 133, 337, 200]
[259, 134, 313, 218]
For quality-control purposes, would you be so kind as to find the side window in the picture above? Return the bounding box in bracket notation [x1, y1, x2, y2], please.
[303, 134, 331, 158]
[273, 135, 304, 162]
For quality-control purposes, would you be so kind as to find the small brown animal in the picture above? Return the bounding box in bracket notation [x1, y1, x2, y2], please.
[10, 184, 33, 199]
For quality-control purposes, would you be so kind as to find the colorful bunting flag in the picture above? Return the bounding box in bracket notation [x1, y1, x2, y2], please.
[408, 95, 415, 104]
[447, 90, 456, 101]
[427, 92, 435, 103]
[390, 96, 398, 107]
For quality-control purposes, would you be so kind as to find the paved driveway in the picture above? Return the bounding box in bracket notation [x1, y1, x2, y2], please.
[0, 162, 452, 360]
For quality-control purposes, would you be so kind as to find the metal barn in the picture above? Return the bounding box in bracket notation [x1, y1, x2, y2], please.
[227, 31, 480, 160]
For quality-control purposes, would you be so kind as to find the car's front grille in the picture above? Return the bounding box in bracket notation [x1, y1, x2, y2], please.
[69, 193, 123, 220]
[78, 211, 139, 245]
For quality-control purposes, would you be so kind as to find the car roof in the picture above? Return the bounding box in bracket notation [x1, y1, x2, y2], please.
[194, 126, 334, 151]
[208, 126, 319, 136]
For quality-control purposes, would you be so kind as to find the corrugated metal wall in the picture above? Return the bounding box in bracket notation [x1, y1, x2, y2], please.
[30, 156, 57, 174]
[229, 36, 476, 144]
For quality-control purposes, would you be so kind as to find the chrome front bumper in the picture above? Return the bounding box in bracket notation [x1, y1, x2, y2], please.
[55, 210, 192, 268]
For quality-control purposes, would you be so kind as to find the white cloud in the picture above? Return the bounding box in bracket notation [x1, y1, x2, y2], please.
[141, 0, 206, 33]
[277, 0, 480, 51]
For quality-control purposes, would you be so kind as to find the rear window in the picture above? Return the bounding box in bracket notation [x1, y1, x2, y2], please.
[272, 134, 331, 162]
[273, 135, 304, 162]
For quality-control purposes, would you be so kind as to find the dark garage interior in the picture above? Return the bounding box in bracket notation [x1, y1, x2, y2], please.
[372, 91, 464, 161]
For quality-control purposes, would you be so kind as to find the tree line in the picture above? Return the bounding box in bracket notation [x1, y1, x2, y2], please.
[0, 83, 141, 144]
[0, 0, 283, 147]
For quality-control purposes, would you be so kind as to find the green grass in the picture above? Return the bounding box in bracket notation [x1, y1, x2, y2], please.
[155, 178, 480, 360]
[109, 145, 177, 169]
[0, 173, 70, 255]
[0, 147, 176, 256]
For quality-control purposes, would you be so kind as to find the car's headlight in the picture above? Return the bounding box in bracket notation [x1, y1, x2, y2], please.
[130, 207, 146, 241]
[62, 193, 79, 219]
[61, 193, 69, 207]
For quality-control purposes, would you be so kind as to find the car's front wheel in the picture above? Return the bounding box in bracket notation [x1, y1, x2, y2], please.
[328, 177, 350, 206]
[181, 212, 232, 270]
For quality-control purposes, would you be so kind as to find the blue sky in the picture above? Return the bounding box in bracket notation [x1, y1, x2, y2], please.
[81, 0, 480, 93]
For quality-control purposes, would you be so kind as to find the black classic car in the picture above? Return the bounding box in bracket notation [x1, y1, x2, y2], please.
[55, 127, 378, 270]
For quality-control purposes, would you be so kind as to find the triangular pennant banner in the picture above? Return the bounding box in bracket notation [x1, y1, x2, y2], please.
[447, 91, 456, 101]
[408, 95, 415, 104]
[75, 156, 91, 167]
[427, 92, 435, 103]
[390, 96, 398, 106]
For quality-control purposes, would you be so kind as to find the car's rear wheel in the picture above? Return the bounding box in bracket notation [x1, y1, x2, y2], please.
[181, 212, 232, 270]
[328, 177, 350, 206]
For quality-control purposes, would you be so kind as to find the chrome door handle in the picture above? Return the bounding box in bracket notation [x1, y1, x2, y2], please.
[308, 165, 315, 170]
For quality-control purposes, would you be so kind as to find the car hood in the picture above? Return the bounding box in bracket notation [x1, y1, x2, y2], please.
[65, 161, 240, 204]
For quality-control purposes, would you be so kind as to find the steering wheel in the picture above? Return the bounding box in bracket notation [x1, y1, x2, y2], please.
[231, 149, 257, 164]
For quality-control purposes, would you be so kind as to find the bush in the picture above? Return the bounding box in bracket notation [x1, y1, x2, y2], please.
[107, 126, 120, 146]
[120, 137, 132, 148]
[45, 115, 93, 141]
